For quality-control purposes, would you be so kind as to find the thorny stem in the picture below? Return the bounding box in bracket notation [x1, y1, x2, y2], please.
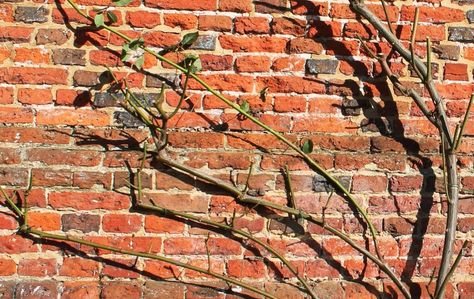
[153, 151, 411, 299]
[138, 202, 318, 299]
[65, 0, 382, 265]
[1, 194, 276, 299]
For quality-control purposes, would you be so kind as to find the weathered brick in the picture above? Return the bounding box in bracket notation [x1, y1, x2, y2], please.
[306, 59, 338, 74]
[52, 49, 86, 65]
[15, 6, 48, 23]
[62, 213, 100, 233]
[449, 27, 474, 42]
[36, 28, 70, 45]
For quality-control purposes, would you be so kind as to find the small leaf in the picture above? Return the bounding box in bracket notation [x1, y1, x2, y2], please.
[240, 100, 250, 113]
[134, 55, 145, 70]
[190, 57, 202, 73]
[129, 38, 144, 50]
[94, 13, 105, 27]
[107, 11, 118, 24]
[181, 32, 199, 48]
[301, 139, 313, 154]
[113, 0, 133, 6]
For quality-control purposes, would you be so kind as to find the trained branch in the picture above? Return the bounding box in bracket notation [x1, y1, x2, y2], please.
[1, 193, 276, 299]
[65, 0, 382, 258]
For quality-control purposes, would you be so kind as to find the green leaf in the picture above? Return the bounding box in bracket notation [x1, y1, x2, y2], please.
[113, 0, 133, 7]
[180, 32, 199, 48]
[107, 11, 118, 24]
[240, 100, 250, 114]
[129, 38, 144, 50]
[183, 55, 202, 73]
[190, 57, 202, 73]
[301, 139, 313, 154]
[134, 55, 145, 70]
[94, 13, 104, 27]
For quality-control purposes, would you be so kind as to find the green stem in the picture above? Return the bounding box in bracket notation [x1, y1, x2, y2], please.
[65, 0, 380, 261]
[23, 227, 275, 299]
[138, 202, 318, 299]
[154, 152, 411, 299]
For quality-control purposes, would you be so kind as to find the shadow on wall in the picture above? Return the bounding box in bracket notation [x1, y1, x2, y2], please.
[50, 0, 445, 297]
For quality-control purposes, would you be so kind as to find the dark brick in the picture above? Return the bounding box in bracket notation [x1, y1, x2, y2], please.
[62, 214, 100, 233]
[94, 92, 158, 108]
[73, 70, 101, 87]
[52, 49, 86, 65]
[145, 73, 178, 88]
[432, 44, 460, 61]
[448, 27, 474, 42]
[114, 111, 144, 127]
[455, 0, 474, 5]
[313, 174, 351, 192]
[15, 7, 48, 23]
[342, 98, 364, 116]
[189, 35, 217, 50]
[467, 10, 474, 23]
[36, 29, 70, 45]
[255, 0, 289, 13]
[306, 59, 338, 74]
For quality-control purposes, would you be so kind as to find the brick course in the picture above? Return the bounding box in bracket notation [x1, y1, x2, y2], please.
[0, 0, 473, 298]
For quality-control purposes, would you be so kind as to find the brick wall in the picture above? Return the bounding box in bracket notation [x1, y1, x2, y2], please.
[1, 0, 474, 298]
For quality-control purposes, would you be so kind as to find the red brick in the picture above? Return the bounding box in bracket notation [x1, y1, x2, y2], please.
[62, 282, 100, 299]
[0, 107, 34, 123]
[257, 76, 325, 94]
[199, 15, 232, 32]
[14, 48, 50, 64]
[18, 258, 56, 277]
[0, 235, 38, 253]
[0, 259, 15, 276]
[308, 20, 342, 37]
[235, 17, 270, 34]
[272, 17, 306, 36]
[145, 215, 185, 233]
[289, 37, 324, 54]
[142, 193, 208, 213]
[219, 36, 288, 53]
[146, 0, 217, 10]
[143, 31, 180, 47]
[444, 63, 468, 81]
[126, 11, 161, 28]
[102, 259, 140, 278]
[235, 56, 271, 72]
[102, 282, 141, 299]
[103, 214, 142, 233]
[49, 191, 130, 210]
[36, 108, 109, 126]
[352, 175, 387, 193]
[0, 148, 21, 164]
[0, 67, 67, 84]
[164, 237, 207, 255]
[60, 258, 99, 277]
[331, 3, 399, 21]
[200, 54, 233, 71]
[188, 74, 254, 92]
[0, 26, 33, 42]
[144, 260, 180, 279]
[0, 87, 13, 104]
[28, 212, 61, 231]
[0, 127, 70, 144]
[400, 6, 464, 23]
[219, 0, 251, 12]
[26, 148, 101, 166]
[227, 259, 266, 278]
[0, 4, 13, 22]
[18, 88, 53, 105]
[164, 13, 197, 30]
[274, 96, 306, 113]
